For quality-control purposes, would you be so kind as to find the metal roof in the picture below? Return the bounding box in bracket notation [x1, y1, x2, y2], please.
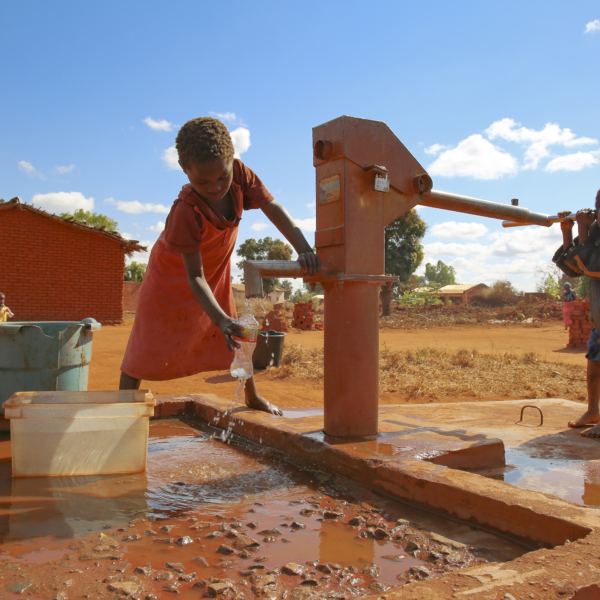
[0, 197, 147, 256]
[438, 284, 488, 294]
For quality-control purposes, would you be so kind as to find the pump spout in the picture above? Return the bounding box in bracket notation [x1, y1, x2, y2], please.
[244, 260, 336, 298]
[420, 190, 551, 226]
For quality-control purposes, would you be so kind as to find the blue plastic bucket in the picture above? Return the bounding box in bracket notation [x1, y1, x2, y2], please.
[0, 318, 101, 412]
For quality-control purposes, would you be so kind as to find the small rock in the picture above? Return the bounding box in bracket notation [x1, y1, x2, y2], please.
[263, 536, 276, 543]
[134, 566, 152, 575]
[193, 556, 209, 566]
[207, 581, 234, 596]
[155, 570, 174, 581]
[299, 509, 315, 517]
[193, 579, 208, 588]
[107, 581, 140, 596]
[189, 521, 212, 530]
[316, 564, 332, 574]
[153, 538, 174, 544]
[109, 562, 131, 572]
[145, 530, 157, 536]
[405, 540, 420, 553]
[246, 521, 258, 528]
[234, 534, 261, 550]
[290, 522, 306, 529]
[217, 544, 236, 555]
[427, 551, 442, 563]
[281, 562, 303, 576]
[323, 511, 342, 519]
[80, 552, 124, 561]
[226, 531, 239, 538]
[381, 554, 405, 562]
[406, 565, 430, 580]
[373, 528, 389, 539]
[248, 508, 257, 513]
[346, 517, 364, 526]
[217, 560, 233, 568]
[162, 581, 179, 592]
[258, 529, 281, 536]
[362, 564, 379, 577]
[160, 525, 177, 533]
[6, 581, 32, 593]
[165, 562, 185, 573]
[176, 536, 193, 546]
[179, 572, 196, 582]
[249, 565, 266, 570]
[299, 579, 318, 587]
[282, 538, 291, 543]
[368, 582, 390, 593]
[70, 541, 87, 550]
[504, 595, 517, 600]
[239, 550, 252, 559]
[206, 531, 224, 539]
[255, 556, 268, 563]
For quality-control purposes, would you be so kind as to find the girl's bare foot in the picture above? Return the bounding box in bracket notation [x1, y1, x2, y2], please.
[568, 409, 600, 428]
[245, 394, 283, 416]
[582, 423, 600, 439]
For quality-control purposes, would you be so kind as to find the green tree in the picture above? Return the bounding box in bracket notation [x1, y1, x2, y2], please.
[577, 276, 590, 299]
[534, 262, 563, 300]
[60, 208, 118, 231]
[125, 261, 147, 282]
[422, 260, 457, 286]
[279, 280, 294, 300]
[384, 210, 428, 285]
[236, 237, 293, 295]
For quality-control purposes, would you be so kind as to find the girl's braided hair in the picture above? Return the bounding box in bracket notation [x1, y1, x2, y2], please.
[176, 117, 234, 169]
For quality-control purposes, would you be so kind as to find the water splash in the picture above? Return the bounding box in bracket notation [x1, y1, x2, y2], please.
[219, 377, 247, 443]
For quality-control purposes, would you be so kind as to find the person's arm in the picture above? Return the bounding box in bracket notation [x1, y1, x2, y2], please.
[559, 211, 574, 250]
[6, 308, 13, 317]
[261, 201, 320, 275]
[182, 251, 245, 352]
[576, 209, 596, 243]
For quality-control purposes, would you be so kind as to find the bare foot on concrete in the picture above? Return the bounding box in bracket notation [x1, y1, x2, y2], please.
[568, 409, 600, 428]
[245, 394, 283, 416]
[582, 422, 600, 439]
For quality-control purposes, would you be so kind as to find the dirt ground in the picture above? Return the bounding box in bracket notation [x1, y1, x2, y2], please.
[89, 317, 587, 409]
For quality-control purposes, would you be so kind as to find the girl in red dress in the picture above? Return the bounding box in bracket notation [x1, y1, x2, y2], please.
[120, 118, 320, 414]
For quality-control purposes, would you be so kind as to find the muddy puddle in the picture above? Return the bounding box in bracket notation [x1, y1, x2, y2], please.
[465, 447, 600, 508]
[0, 419, 527, 600]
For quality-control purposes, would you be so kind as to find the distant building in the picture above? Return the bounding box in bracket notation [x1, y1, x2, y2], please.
[437, 283, 489, 305]
[231, 283, 286, 305]
[0, 197, 145, 324]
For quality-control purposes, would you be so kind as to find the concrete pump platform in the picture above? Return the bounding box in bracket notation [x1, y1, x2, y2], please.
[154, 394, 600, 599]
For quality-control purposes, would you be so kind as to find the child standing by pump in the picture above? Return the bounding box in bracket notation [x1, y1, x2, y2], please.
[120, 117, 320, 414]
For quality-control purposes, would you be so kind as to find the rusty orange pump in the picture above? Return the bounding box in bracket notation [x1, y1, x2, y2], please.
[245, 116, 553, 438]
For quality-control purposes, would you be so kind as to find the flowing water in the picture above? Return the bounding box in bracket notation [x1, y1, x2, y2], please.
[0, 419, 527, 599]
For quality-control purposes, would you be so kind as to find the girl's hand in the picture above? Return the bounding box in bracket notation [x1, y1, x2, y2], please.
[298, 251, 321, 276]
[218, 317, 245, 353]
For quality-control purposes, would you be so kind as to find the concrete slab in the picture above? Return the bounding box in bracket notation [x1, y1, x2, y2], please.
[154, 394, 600, 599]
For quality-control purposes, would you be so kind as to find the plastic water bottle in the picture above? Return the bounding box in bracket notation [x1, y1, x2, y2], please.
[230, 309, 259, 380]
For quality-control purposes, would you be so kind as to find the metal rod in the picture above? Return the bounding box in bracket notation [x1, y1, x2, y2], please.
[503, 214, 577, 228]
[516, 405, 544, 427]
[421, 190, 551, 226]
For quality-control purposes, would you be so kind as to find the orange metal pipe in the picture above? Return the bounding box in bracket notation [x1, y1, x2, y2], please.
[323, 281, 380, 437]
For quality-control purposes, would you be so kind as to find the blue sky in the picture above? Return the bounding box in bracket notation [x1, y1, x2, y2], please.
[1, 1, 599, 291]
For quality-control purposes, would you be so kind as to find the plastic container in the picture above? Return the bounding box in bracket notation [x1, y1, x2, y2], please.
[230, 310, 259, 379]
[0, 318, 101, 413]
[253, 330, 286, 369]
[3, 390, 155, 477]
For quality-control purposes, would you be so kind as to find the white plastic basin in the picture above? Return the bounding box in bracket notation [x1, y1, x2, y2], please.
[3, 390, 156, 477]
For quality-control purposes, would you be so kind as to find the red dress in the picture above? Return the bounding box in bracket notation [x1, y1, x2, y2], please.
[121, 159, 273, 381]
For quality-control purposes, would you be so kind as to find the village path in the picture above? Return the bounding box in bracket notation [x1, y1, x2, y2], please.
[88, 320, 583, 408]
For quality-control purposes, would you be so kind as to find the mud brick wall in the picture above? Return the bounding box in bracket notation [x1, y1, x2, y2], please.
[0, 208, 125, 324]
[568, 299, 592, 349]
[292, 300, 323, 331]
[123, 281, 143, 312]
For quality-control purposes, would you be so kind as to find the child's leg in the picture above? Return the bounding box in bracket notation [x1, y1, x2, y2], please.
[119, 372, 141, 390]
[568, 359, 600, 429]
[244, 376, 283, 416]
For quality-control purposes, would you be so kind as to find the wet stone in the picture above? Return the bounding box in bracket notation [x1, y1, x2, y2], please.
[246, 521, 258, 528]
[153, 538, 174, 544]
[282, 563, 303, 576]
[427, 551, 442, 563]
[7, 581, 32, 593]
[240, 570, 254, 577]
[217, 544, 236, 555]
[109, 562, 132, 572]
[234, 534, 260, 550]
[107, 581, 140, 596]
[258, 529, 281, 536]
[179, 572, 196, 582]
[239, 550, 252, 559]
[323, 511, 342, 519]
[299, 579, 319, 587]
[156, 570, 174, 581]
[145, 530, 157, 536]
[282, 538, 292, 543]
[362, 564, 379, 577]
[176, 536, 193, 546]
[406, 566, 431, 580]
[405, 540, 420, 553]
[163, 581, 180, 592]
[368, 582, 390, 593]
[218, 561, 234, 568]
[249, 565, 266, 571]
[207, 581, 234, 596]
[382, 554, 405, 562]
[346, 517, 364, 526]
[190, 521, 213, 530]
[134, 566, 152, 576]
[206, 531, 224, 539]
[373, 528, 389, 539]
[193, 579, 208, 588]
[166, 562, 185, 573]
[160, 525, 177, 533]
[80, 552, 123, 561]
[290, 586, 319, 600]
[226, 531, 239, 538]
[193, 556, 209, 566]
[70, 541, 87, 550]
[290, 522, 306, 529]
[263, 536, 276, 543]
[299, 509, 315, 517]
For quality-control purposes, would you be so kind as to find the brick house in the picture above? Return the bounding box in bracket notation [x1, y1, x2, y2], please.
[0, 197, 145, 324]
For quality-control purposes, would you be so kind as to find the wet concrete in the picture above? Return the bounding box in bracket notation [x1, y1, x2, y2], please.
[0, 420, 524, 600]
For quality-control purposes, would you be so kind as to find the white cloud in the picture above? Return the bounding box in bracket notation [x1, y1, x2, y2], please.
[56, 164, 75, 174]
[306, 202, 316, 209]
[585, 20, 600, 33]
[210, 112, 246, 127]
[251, 222, 269, 232]
[147, 220, 165, 232]
[545, 151, 600, 172]
[294, 217, 316, 232]
[143, 117, 174, 132]
[430, 221, 489, 240]
[161, 146, 181, 170]
[424, 143, 449, 156]
[230, 127, 251, 158]
[105, 197, 170, 214]
[428, 135, 518, 180]
[18, 160, 45, 180]
[485, 118, 598, 170]
[30, 191, 94, 213]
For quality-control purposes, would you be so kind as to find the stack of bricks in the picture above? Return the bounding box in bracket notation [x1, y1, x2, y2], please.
[568, 298, 592, 348]
[292, 300, 317, 331]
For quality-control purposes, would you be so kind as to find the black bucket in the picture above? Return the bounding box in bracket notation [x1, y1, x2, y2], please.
[252, 330, 286, 369]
